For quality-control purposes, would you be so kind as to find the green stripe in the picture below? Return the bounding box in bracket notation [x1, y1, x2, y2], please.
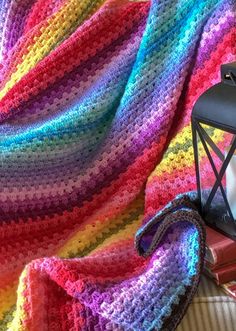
[164, 127, 216, 158]
[67, 206, 144, 258]
[0, 305, 15, 331]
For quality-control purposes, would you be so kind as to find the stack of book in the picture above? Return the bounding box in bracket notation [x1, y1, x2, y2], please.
[204, 226, 236, 299]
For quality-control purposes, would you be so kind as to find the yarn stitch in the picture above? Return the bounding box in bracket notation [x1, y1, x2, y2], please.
[0, 0, 235, 330]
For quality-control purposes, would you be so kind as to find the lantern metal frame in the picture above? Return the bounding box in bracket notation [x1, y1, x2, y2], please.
[191, 61, 236, 240]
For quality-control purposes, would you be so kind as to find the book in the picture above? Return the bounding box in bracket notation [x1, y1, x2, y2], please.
[221, 281, 236, 300]
[204, 263, 236, 285]
[205, 226, 236, 267]
[205, 259, 236, 271]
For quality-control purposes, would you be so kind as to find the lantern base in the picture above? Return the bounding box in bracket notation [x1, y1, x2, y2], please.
[203, 206, 236, 241]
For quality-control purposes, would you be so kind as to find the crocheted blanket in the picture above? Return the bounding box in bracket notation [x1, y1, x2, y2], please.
[0, 0, 235, 330]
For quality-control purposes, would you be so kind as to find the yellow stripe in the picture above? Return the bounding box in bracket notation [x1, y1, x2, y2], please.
[0, 284, 17, 320]
[148, 124, 225, 180]
[58, 194, 144, 258]
[0, 0, 104, 99]
[90, 214, 142, 254]
[7, 269, 28, 331]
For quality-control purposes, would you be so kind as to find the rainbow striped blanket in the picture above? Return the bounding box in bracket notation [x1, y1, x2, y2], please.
[0, 0, 235, 330]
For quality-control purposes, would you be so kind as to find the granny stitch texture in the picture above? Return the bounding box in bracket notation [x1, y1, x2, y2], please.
[0, 0, 235, 330]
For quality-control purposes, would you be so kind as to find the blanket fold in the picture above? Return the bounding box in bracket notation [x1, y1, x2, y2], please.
[0, 0, 235, 330]
[12, 194, 206, 331]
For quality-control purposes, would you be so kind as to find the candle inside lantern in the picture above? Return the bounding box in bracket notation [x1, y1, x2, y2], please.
[226, 149, 236, 220]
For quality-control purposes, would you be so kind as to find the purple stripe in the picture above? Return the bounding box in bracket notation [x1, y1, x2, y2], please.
[0, 5, 234, 221]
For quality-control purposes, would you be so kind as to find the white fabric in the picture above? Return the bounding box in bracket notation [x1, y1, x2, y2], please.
[177, 275, 236, 331]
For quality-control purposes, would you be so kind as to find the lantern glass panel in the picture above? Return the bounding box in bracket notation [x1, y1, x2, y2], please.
[196, 124, 236, 233]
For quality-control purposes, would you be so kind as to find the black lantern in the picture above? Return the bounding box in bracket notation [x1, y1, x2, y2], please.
[192, 62, 236, 240]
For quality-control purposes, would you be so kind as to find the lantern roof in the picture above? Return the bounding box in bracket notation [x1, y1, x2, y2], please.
[192, 62, 236, 133]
